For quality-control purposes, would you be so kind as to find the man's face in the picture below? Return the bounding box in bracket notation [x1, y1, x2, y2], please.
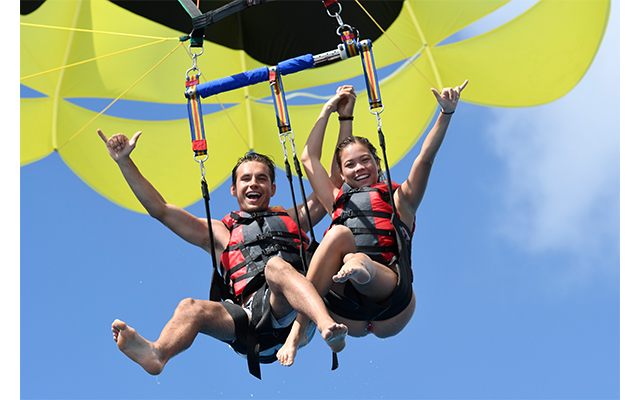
[231, 160, 276, 212]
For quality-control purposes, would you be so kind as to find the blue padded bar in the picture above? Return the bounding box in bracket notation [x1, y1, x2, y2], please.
[196, 54, 315, 98]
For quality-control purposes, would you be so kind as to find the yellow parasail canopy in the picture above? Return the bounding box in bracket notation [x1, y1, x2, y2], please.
[20, 0, 610, 213]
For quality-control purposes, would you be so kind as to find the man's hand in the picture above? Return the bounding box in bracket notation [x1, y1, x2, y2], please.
[98, 129, 142, 163]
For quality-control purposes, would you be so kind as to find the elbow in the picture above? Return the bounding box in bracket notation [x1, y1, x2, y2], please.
[300, 147, 311, 169]
[147, 208, 164, 222]
[146, 203, 169, 222]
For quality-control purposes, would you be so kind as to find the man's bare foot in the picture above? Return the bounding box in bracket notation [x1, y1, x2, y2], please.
[111, 319, 165, 375]
[277, 329, 308, 367]
[333, 254, 376, 285]
[321, 323, 348, 353]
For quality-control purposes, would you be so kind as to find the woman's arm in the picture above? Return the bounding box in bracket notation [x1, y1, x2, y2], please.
[301, 86, 356, 214]
[396, 80, 468, 220]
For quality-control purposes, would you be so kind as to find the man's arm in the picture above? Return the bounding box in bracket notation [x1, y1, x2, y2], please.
[98, 129, 226, 255]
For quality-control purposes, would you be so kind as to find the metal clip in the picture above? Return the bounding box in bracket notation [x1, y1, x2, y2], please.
[186, 44, 204, 79]
[197, 157, 208, 177]
[372, 110, 385, 129]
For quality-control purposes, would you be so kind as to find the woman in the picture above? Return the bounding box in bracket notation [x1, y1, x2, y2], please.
[277, 80, 468, 366]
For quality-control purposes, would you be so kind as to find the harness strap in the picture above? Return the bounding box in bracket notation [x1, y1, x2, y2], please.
[331, 209, 393, 225]
[225, 231, 305, 252]
[185, 75, 207, 157]
[333, 185, 387, 209]
[227, 242, 301, 277]
[268, 67, 317, 270]
[340, 28, 359, 58]
[192, 0, 273, 31]
[227, 210, 290, 226]
[359, 39, 383, 111]
[322, 0, 340, 14]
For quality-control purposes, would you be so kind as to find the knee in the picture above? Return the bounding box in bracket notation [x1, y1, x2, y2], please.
[325, 225, 356, 249]
[265, 256, 295, 280]
[343, 252, 371, 264]
[175, 297, 202, 317]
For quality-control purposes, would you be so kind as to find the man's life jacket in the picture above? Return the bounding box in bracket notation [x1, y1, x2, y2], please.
[326, 181, 415, 322]
[220, 206, 309, 302]
[216, 206, 310, 379]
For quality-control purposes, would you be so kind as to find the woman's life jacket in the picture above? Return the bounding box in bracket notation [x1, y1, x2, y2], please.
[325, 181, 415, 322]
[330, 181, 414, 265]
[220, 206, 309, 302]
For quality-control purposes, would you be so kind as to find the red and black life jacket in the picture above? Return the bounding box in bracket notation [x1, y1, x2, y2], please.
[330, 181, 414, 265]
[325, 181, 415, 322]
[220, 206, 309, 302]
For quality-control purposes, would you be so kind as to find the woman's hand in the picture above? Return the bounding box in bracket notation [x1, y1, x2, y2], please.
[324, 85, 357, 116]
[430, 79, 468, 114]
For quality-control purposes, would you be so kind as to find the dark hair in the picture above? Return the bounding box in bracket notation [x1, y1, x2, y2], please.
[231, 152, 276, 185]
[335, 136, 383, 181]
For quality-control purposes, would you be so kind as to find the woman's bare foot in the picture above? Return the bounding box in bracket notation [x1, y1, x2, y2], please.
[321, 323, 348, 353]
[333, 253, 376, 284]
[111, 319, 165, 375]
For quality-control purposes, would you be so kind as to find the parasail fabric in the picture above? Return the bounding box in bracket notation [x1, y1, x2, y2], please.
[20, 0, 611, 213]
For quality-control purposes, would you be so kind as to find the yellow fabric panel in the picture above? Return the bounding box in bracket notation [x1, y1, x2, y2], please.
[407, 0, 509, 47]
[20, 97, 55, 165]
[431, 0, 611, 107]
[20, 0, 611, 212]
[57, 101, 248, 213]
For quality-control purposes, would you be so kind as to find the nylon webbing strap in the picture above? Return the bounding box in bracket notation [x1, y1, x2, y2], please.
[359, 39, 383, 110]
[269, 68, 291, 134]
[340, 29, 359, 58]
[178, 0, 203, 18]
[322, 0, 340, 14]
[268, 67, 317, 265]
[186, 76, 207, 157]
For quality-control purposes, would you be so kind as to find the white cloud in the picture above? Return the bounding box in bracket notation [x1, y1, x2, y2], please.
[484, 4, 620, 276]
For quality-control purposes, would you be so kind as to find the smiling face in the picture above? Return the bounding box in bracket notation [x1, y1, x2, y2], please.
[231, 160, 276, 212]
[338, 142, 381, 188]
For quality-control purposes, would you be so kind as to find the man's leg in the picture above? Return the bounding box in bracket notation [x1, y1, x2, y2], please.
[111, 298, 235, 375]
[264, 256, 348, 364]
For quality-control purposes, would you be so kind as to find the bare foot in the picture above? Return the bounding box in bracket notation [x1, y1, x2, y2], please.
[321, 323, 348, 353]
[111, 319, 165, 375]
[277, 328, 308, 367]
[333, 254, 376, 284]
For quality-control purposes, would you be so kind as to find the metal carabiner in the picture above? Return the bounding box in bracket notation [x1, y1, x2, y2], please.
[325, 1, 342, 18]
[186, 43, 204, 79]
[196, 157, 209, 177]
[278, 131, 290, 159]
[370, 105, 385, 119]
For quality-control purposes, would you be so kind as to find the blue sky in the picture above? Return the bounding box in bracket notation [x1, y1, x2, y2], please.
[13, 1, 632, 399]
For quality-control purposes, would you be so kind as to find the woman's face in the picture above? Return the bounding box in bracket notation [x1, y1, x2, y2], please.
[339, 142, 380, 188]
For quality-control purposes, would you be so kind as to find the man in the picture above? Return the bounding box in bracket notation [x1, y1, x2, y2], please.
[98, 129, 347, 378]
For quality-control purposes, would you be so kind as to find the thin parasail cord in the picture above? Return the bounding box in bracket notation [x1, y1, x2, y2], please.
[352, 0, 436, 89]
[58, 40, 185, 150]
[20, 37, 178, 81]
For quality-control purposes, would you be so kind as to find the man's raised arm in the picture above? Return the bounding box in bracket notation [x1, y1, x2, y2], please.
[98, 129, 222, 254]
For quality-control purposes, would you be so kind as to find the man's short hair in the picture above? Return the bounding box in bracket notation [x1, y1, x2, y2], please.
[231, 152, 276, 185]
